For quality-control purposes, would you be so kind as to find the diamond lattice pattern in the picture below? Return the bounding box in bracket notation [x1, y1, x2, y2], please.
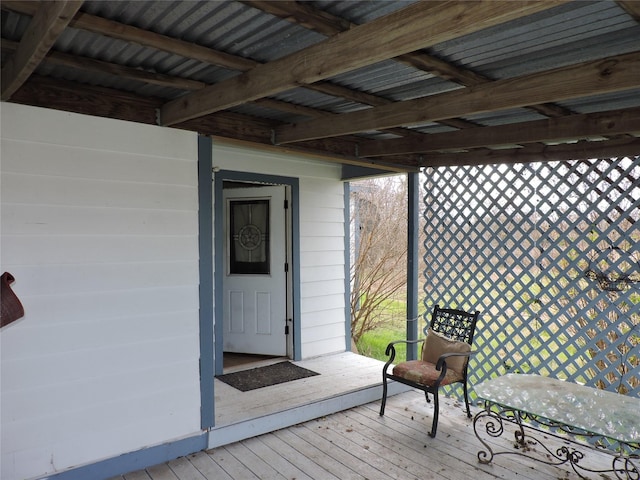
[422, 157, 640, 400]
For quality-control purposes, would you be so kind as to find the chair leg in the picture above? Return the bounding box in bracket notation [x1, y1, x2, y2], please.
[463, 380, 472, 418]
[429, 392, 439, 438]
[424, 391, 431, 403]
[380, 374, 388, 416]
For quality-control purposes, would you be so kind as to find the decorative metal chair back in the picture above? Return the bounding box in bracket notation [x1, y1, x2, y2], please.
[427, 305, 478, 346]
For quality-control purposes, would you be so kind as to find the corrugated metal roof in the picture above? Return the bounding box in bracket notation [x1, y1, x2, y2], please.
[311, 0, 419, 24]
[430, 1, 639, 79]
[1, 0, 638, 165]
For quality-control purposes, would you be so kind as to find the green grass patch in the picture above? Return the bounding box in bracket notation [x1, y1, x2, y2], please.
[356, 321, 410, 362]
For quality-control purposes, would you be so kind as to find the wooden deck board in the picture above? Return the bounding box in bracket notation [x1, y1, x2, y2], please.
[214, 352, 385, 426]
[110, 353, 616, 480]
[115, 388, 616, 480]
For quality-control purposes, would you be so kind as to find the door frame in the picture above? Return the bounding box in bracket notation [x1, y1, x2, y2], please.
[222, 184, 289, 357]
[213, 170, 300, 376]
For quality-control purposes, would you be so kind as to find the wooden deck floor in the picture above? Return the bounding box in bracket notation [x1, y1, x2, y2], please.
[112, 388, 615, 480]
[214, 352, 394, 427]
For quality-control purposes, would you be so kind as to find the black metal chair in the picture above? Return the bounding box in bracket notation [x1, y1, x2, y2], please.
[380, 305, 480, 438]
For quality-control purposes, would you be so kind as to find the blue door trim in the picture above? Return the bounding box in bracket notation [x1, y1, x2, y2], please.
[213, 170, 301, 379]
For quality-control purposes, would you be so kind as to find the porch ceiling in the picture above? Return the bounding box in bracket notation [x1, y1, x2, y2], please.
[1, 1, 639, 173]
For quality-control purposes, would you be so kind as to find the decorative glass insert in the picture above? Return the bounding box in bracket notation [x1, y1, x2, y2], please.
[229, 199, 270, 275]
[422, 157, 640, 401]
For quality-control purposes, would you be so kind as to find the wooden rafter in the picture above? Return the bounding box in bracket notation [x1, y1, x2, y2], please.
[420, 137, 640, 167]
[159, 1, 565, 126]
[276, 51, 640, 144]
[0, 0, 438, 142]
[240, 1, 352, 37]
[617, 1, 640, 22]
[359, 107, 640, 157]
[1, 0, 83, 101]
[243, 0, 574, 120]
[1, 1, 257, 72]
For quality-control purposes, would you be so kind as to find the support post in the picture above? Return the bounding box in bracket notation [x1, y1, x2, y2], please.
[407, 172, 419, 360]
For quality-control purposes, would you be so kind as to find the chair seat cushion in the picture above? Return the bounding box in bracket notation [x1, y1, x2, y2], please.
[392, 360, 463, 386]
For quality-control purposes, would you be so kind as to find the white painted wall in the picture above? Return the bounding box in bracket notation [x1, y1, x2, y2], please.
[212, 141, 348, 359]
[0, 103, 202, 480]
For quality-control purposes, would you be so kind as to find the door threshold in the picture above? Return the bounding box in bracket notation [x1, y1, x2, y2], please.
[221, 353, 288, 374]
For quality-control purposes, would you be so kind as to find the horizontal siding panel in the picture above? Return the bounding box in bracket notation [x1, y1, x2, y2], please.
[301, 337, 346, 358]
[3, 204, 197, 236]
[6, 262, 198, 296]
[8, 387, 200, 480]
[300, 265, 345, 282]
[2, 172, 197, 210]
[2, 330, 199, 391]
[2, 139, 196, 185]
[300, 220, 344, 237]
[2, 311, 197, 361]
[301, 279, 344, 298]
[300, 189, 344, 209]
[300, 205, 344, 223]
[303, 322, 347, 341]
[303, 309, 346, 328]
[300, 251, 345, 267]
[2, 104, 197, 159]
[3, 287, 198, 325]
[301, 294, 344, 314]
[2, 360, 199, 447]
[300, 236, 344, 252]
[3, 235, 198, 264]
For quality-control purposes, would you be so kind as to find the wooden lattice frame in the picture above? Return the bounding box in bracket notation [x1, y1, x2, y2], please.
[422, 157, 640, 400]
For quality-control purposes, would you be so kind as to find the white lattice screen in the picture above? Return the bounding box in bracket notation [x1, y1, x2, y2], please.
[422, 157, 640, 400]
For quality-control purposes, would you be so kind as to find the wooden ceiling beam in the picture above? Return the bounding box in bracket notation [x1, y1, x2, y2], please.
[1, 0, 259, 72]
[240, 1, 352, 36]
[360, 107, 640, 156]
[1, 39, 208, 91]
[245, 0, 575, 120]
[9, 74, 162, 124]
[1, 0, 83, 101]
[1, 0, 451, 142]
[276, 51, 640, 144]
[159, 1, 565, 126]
[8, 74, 413, 171]
[617, 1, 640, 22]
[419, 137, 640, 167]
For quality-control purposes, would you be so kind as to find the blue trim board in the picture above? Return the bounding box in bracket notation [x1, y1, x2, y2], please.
[407, 172, 419, 360]
[344, 182, 352, 351]
[197, 135, 215, 429]
[213, 170, 301, 376]
[43, 433, 207, 480]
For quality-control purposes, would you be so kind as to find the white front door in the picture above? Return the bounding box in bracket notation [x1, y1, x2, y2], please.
[222, 185, 287, 356]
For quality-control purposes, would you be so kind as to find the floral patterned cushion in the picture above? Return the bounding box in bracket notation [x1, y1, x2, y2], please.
[392, 360, 463, 386]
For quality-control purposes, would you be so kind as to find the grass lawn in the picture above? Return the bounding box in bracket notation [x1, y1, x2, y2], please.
[356, 320, 414, 362]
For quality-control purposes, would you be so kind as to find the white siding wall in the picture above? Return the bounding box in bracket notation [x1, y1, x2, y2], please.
[212, 142, 347, 359]
[0, 104, 201, 480]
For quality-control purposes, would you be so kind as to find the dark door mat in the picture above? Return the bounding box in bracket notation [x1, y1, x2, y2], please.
[217, 361, 319, 392]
